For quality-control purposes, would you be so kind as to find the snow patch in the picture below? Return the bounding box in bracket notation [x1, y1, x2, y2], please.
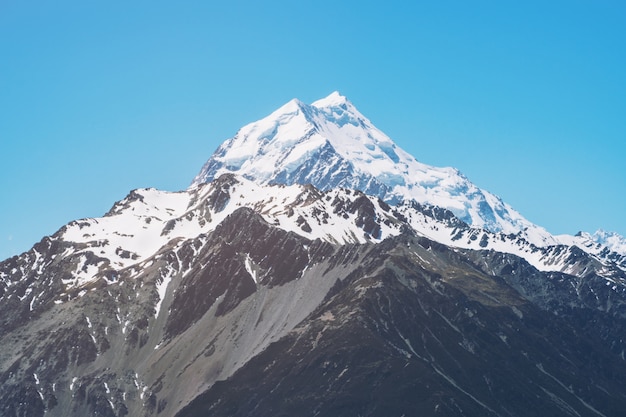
[154, 266, 175, 318]
[536, 363, 607, 417]
[244, 254, 258, 284]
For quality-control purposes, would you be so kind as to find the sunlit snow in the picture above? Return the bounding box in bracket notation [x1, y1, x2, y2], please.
[191, 92, 555, 243]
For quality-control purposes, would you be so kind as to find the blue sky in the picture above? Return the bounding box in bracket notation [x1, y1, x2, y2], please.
[1, 0, 625, 259]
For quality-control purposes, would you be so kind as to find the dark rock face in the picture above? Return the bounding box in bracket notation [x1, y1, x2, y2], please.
[0, 197, 345, 416]
[164, 208, 324, 340]
[1, 178, 626, 417]
[176, 235, 626, 417]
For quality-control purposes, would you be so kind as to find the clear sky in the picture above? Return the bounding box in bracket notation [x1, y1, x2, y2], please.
[1, 0, 625, 260]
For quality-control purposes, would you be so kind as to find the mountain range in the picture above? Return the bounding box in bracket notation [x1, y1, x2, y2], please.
[1, 92, 625, 416]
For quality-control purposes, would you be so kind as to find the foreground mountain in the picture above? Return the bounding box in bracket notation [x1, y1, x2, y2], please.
[1, 94, 626, 416]
[2, 175, 626, 416]
[178, 232, 626, 417]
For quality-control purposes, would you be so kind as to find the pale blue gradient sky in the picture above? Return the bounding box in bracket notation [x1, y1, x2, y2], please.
[1, 0, 625, 259]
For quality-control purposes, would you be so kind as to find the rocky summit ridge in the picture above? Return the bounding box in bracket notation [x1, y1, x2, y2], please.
[1, 93, 626, 417]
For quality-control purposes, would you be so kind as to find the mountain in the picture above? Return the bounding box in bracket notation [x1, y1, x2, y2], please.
[191, 92, 555, 244]
[575, 229, 626, 257]
[1, 93, 626, 417]
[191, 92, 626, 273]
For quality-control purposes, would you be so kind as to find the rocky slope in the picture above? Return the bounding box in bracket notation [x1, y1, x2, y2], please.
[178, 233, 626, 417]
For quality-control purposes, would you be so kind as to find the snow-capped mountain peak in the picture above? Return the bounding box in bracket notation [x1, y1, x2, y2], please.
[191, 92, 556, 246]
[587, 230, 626, 252]
[310, 90, 348, 108]
[562, 229, 626, 257]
